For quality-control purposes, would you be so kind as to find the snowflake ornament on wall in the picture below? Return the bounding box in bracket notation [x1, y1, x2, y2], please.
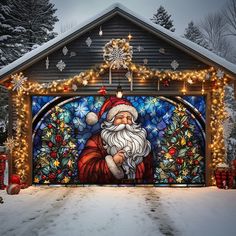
[86, 37, 92, 47]
[62, 46, 68, 56]
[143, 58, 148, 65]
[103, 38, 133, 69]
[216, 69, 224, 79]
[56, 60, 66, 71]
[11, 73, 27, 92]
[171, 60, 179, 70]
[46, 57, 49, 69]
[4, 137, 15, 153]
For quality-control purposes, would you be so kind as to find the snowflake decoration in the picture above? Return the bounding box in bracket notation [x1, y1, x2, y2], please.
[86, 37, 92, 47]
[143, 58, 148, 65]
[4, 137, 15, 153]
[103, 39, 133, 69]
[70, 52, 76, 57]
[56, 60, 66, 71]
[136, 45, 144, 52]
[216, 69, 224, 79]
[46, 57, 49, 69]
[72, 84, 78, 91]
[171, 60, 179, 70]
[11, 73, 27, 92]
[205, 73, 210, 80]
[62, 46, 68, 55]
[159, 48, 166, 54]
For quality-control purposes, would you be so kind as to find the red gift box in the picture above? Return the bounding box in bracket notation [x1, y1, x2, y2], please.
[215, 167, 234, 189]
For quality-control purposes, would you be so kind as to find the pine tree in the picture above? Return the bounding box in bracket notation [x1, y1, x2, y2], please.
[2, 0, 58, 60]
[151, 6, 175, 32]
[33, 106, 78, 184]
[183, 21, 209, 48]
[155, 104, 204, 184]
[0, 0, 21, 67]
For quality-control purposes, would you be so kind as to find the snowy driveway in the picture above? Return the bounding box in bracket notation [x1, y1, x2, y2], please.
[0, 186, 236, 236]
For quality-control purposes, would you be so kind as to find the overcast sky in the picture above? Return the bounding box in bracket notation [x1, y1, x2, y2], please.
[51, 0, 229, 35]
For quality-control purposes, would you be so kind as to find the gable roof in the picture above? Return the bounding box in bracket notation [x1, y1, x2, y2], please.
[0, 3, 236, 81]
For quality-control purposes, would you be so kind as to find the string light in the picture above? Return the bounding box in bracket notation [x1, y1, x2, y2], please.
[116, 84, 123, 98]
[181, 80, 187, 95]
[201, 80, 205, 94]
[128, 33, 132, 40]
[99, 26, 103, 36]
[3, 63, 230, 185]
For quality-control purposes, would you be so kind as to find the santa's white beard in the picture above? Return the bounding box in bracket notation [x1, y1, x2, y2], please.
[101, 120, 151, 179]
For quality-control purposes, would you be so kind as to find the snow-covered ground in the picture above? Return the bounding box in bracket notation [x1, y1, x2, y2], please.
[0, 186, 236, 236]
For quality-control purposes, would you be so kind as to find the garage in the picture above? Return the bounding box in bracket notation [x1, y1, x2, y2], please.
[0, 4, 235, 186]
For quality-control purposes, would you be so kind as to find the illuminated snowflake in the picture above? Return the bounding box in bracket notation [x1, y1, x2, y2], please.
[103, 39, 133, 69]
[11, 74, 27, 92]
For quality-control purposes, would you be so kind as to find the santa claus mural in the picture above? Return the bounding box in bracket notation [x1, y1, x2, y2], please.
[78, 96, 153, 184]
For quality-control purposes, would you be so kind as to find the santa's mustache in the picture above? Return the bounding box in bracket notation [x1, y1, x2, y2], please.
[102, 123, 140, 132]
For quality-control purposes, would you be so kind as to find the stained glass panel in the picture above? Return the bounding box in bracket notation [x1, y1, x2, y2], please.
[32, 96, 205, 185]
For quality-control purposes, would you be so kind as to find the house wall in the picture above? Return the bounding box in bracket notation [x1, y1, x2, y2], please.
[23, 14, 210, 93]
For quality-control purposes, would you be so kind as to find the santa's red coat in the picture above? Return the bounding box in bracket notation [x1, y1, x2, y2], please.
[78, 133, 153, 184]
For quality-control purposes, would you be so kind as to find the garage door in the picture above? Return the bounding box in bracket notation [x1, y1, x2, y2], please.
[32, 95, 205, 186]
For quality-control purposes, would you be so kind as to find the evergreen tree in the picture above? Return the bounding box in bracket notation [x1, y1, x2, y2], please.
[151, 6, 175, 32]
[0, 0, 21, 67]
[33, 106, 78, 184]
[1, 0, 58, 62]
[156, 104, 204, 184]
[183, 21, 208, 48]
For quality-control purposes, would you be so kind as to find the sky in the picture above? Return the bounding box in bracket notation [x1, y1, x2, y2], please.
[51, 0, 229, 35]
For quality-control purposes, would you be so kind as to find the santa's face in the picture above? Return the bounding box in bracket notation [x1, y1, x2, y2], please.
[113, 111, 133, 126]
[101, 113, 151, 179]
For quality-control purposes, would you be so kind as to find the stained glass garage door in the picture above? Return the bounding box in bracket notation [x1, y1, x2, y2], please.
[32, 96, 205, 185]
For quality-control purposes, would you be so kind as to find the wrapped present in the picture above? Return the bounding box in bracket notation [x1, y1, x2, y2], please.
[215, 163, 234, 189]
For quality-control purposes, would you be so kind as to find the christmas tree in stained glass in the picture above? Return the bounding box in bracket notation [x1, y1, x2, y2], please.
[33, 106, 78, 184]
[155, 104, 204, 184]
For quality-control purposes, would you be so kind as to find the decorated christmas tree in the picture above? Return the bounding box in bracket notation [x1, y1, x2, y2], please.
[33, 106, 78, 184]
[155, 104, 204, 184]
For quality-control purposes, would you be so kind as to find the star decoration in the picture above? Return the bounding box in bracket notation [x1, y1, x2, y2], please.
[182, 169, 188, 176]
[72, 84, 78, 91]
[4, 137, 15, 153]
[53, 160, 60, 167]
[62, 176, 70, 183]
[44, 180, 50, 184]
[34, 177, 40, 183]
[176, 176, 183, 183]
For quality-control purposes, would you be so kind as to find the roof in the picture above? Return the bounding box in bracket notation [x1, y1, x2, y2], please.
[0, 3, 236, 81]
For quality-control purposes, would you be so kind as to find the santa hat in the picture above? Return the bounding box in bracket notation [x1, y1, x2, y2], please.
[86, 97, 138, 125]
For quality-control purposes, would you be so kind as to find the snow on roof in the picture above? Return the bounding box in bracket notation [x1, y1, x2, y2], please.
[0, 3, 236, 79]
